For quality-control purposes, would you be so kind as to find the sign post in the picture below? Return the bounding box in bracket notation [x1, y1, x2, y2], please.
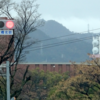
[6, 61, 10, 100]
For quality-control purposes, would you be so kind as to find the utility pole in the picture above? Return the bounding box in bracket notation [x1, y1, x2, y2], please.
[6, 61, 10, 100]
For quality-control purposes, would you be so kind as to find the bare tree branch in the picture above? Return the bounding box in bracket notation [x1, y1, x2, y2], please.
[0, 0, 44, 99]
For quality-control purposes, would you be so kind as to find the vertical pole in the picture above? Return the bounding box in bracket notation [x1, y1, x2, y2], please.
[6, 61, 10, 100]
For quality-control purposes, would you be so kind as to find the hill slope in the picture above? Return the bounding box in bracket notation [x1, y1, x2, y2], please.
[23, 20, 93, 63]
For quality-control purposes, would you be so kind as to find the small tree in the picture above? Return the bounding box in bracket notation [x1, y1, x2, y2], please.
[48, 60, 100, 100]
[16, 68, 69, 100]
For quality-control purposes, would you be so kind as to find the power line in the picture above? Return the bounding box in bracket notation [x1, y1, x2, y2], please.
[29, 31, 100, 50]
[23, 28, 100, 52]
[30, 35, 92, 49]
[26, 35, 95, 52]
[33, 28, 100, 43]
[28, 28, 100, 50]
[28, 37, 92, 51]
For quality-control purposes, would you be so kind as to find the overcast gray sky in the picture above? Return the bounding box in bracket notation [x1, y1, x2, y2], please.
[16, 0, 100, 33]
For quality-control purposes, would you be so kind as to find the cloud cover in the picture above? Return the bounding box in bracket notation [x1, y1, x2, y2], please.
[16, 0, 100, 32]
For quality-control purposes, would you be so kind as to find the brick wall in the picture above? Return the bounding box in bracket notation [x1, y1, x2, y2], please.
[16, 63, 75, 77]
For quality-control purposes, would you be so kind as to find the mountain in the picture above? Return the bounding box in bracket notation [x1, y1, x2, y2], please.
[39, 20, 94, 43]
[39, 20, 72, 38]
[23, 20, 93, 63]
